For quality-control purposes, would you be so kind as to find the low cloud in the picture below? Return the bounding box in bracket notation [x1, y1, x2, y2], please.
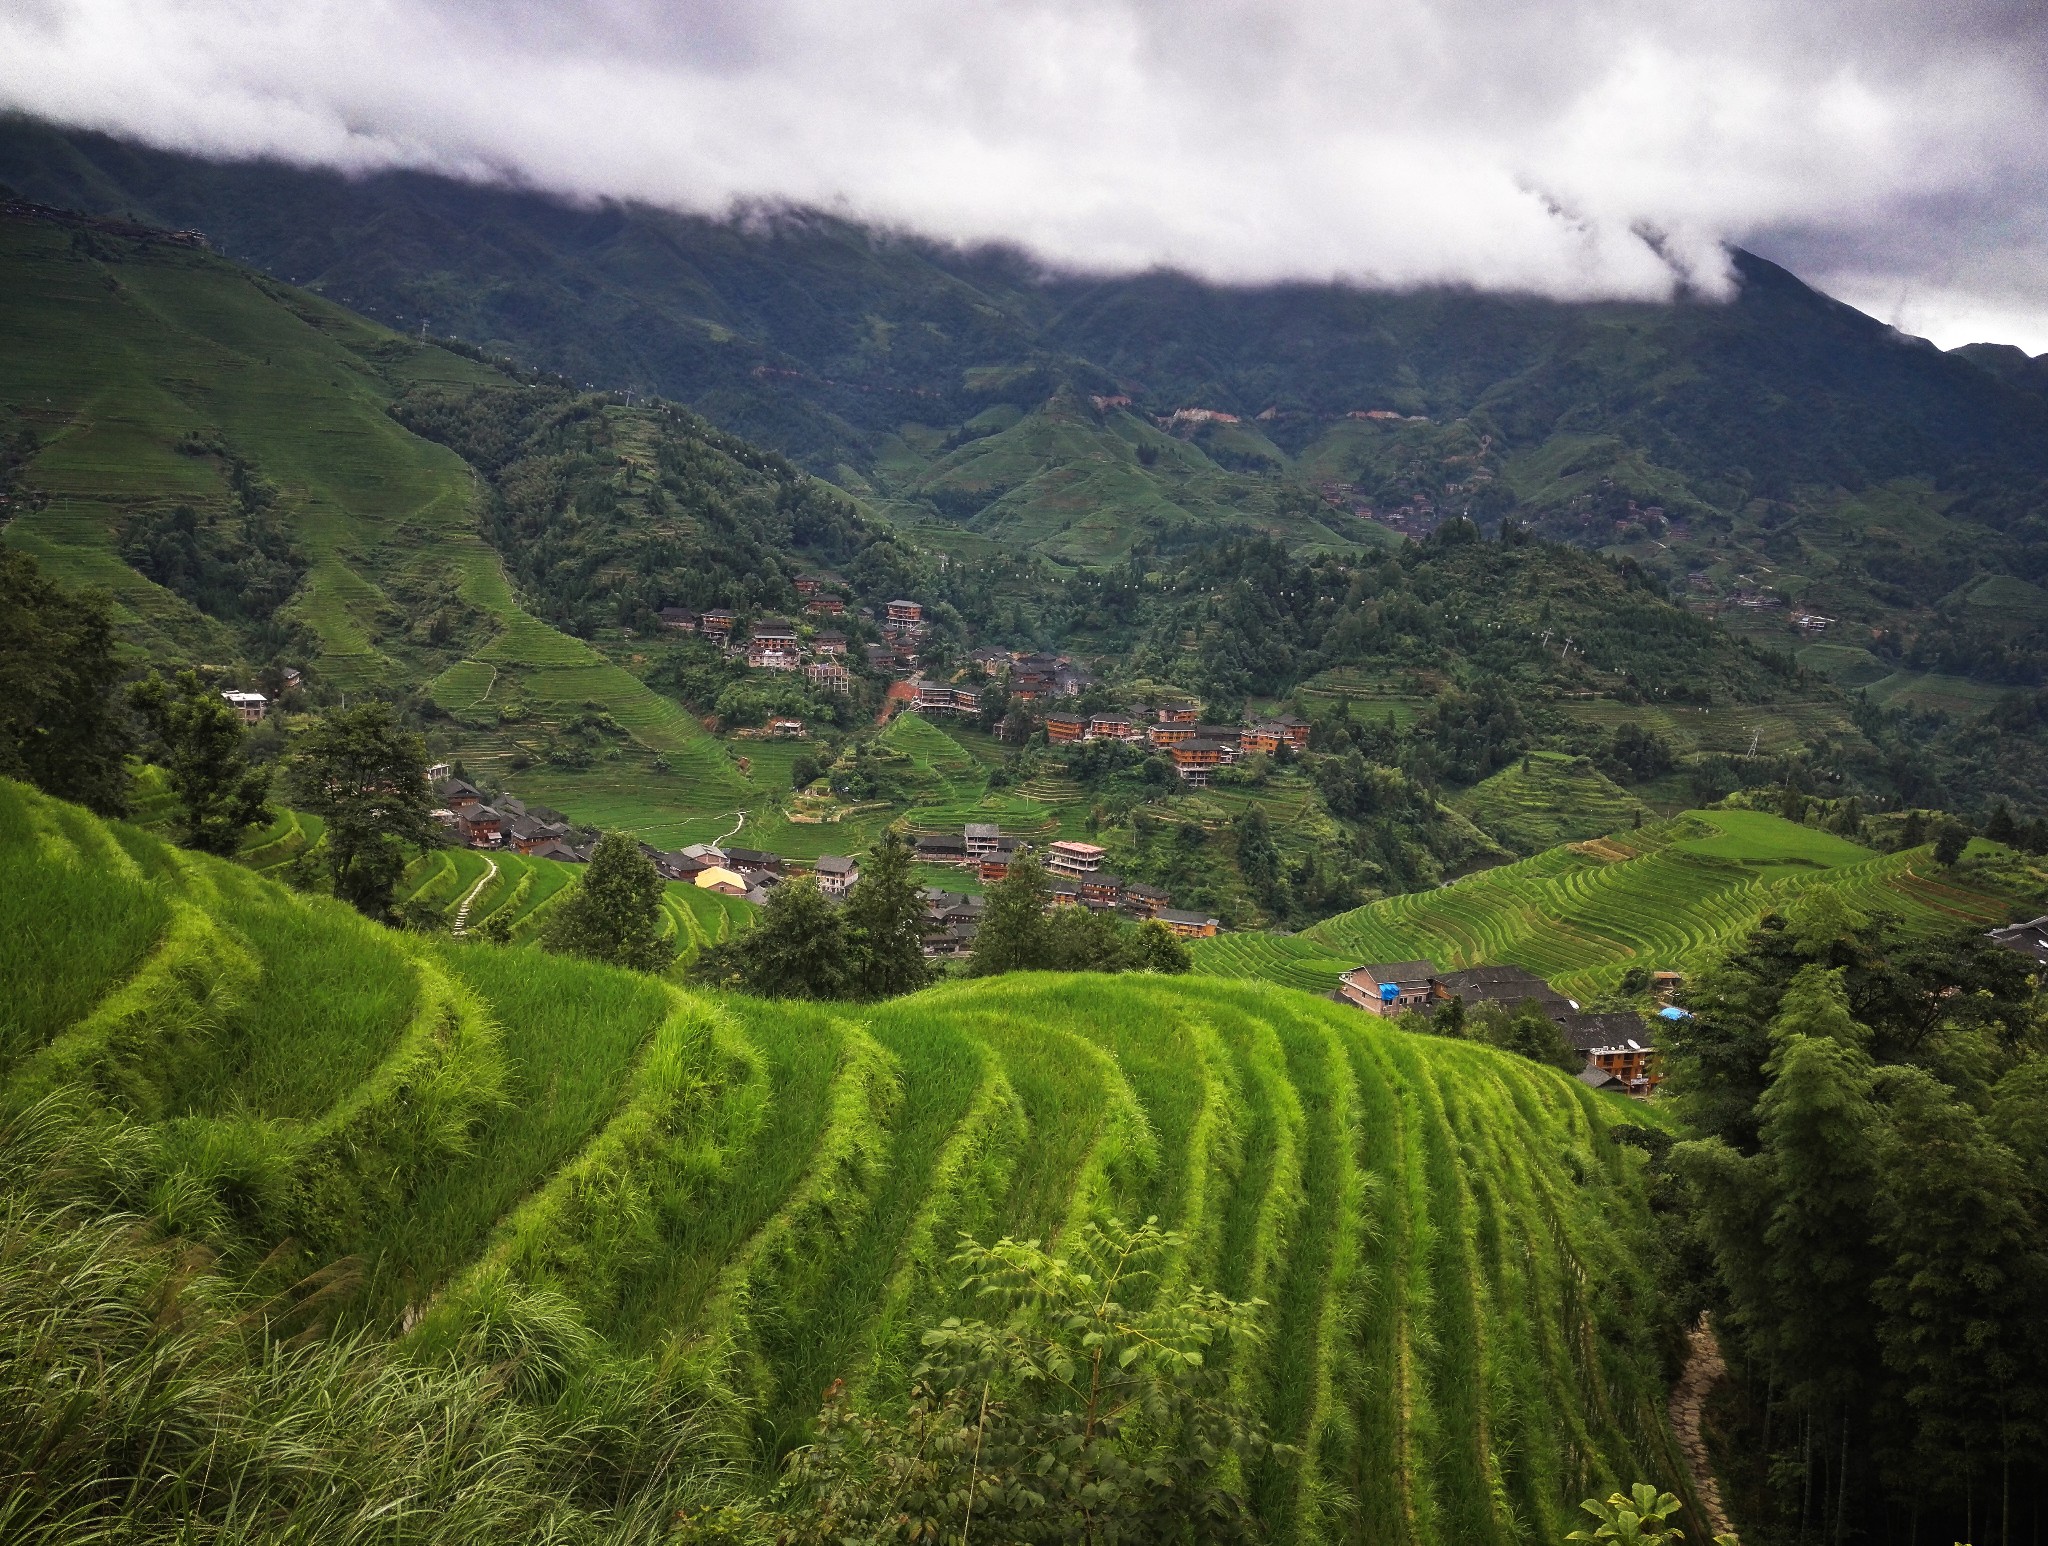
[4, 0, 2047, 347]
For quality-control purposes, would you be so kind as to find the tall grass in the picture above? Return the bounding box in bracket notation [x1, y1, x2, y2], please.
[0, 779, 172, 1073]
[606, 998, 846, 1352]
[3, 774, 1701, 1544]
[177, 876, 421, 1119]
[351, 944, 675, 1319]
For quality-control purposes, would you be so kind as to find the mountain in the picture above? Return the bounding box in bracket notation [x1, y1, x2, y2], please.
[9, 116, 2048, 667]
[2, 773, 1694, 1543]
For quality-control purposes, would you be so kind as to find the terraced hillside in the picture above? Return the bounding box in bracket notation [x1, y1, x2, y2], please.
[1192, 808, 2015, 997]
[0, 208, 791, 813]
[3, 774, 1695, 1543]
[190, 788, 752, 965]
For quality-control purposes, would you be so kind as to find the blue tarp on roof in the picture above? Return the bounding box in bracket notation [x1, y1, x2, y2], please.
[1658, 1005, 1692, 1021]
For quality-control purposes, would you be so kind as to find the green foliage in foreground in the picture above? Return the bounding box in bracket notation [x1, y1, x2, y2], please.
[0, 774, 1699, 1544]
[1569, 1484, 1723, 1546]
[781, 1219, 1272, 1546]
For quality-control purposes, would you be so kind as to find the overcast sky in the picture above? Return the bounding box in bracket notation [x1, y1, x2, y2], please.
[5, 0, 2047, 351]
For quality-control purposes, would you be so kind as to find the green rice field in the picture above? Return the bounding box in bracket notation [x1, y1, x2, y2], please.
[2, 774, 1701, 1543]
[1192, 808, 2016, 996]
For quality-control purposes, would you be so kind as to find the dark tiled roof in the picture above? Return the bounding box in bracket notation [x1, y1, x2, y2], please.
[1558, 1012, 1651, 1053]
[1347, 961, 1438, 985]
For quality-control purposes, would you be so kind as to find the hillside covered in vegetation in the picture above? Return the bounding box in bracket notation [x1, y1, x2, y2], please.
[1, 775, 1692, 1542]
[10, 115, 2048, 701]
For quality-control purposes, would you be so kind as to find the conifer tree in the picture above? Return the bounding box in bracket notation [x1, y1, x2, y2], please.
[1234, 804, 1280, 908]
[544, 831, 674, 973]
[1933, 819, 1970, 866]
[1985, 799, 2019, 845]
[130, 668, 271, 855]
[840, 827, 931, 1000]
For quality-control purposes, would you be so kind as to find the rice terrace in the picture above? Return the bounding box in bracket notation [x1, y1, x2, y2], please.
[3, 777, 1687, 1541]
[8, 30, 2048, 1545]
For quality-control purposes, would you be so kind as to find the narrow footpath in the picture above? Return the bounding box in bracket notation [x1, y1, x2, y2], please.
[1670, 1313, 1735, 1538]
[451, 856, 498, 936]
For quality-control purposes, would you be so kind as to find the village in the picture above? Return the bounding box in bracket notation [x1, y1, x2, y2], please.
[1335, 957, 1684, 1097]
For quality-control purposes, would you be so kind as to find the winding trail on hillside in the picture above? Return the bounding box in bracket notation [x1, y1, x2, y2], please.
[1670, 1314, 1735, 1539]
[714, 810, 746, 847]
[451, 856, 498, 936]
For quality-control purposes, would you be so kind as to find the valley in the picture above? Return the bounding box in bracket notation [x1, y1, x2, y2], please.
[6, 115, 2048, 1546]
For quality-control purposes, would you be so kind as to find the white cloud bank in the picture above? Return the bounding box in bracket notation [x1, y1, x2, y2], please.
[4, 0, 2047, 349]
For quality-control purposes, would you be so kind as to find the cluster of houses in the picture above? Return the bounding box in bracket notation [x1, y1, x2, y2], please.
[910, 828, 1220, 941]
[1040, 705, 1312, 786]
[435, 776, 590, 862]
[969, 649, 1095, 702]
[1338, 958, 1681, 1097]
[657, 604, 856, 695]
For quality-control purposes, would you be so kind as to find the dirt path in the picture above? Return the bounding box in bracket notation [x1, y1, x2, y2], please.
[1670, 1313, 1735, 1538]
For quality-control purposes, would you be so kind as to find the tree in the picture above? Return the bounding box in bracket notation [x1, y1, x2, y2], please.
[1898, 809, 1926, 849]
[969, 855, 1051, 975]
[1039, 903, 1130, 972]
[780, 1219, 1273, 1546]
[1130, 919, 1192, 974]
[129, 669, 270, 854]
[790, 752, 822, 791]
[1933, 819, 1970, 866]
[543, 832, 675, 973]
[1985, 800, 2019, 845]
[1234, 804, 1280, 909]
[840, 827, 931, 1000]
[1474, 1000, 1580, 1072]
[286, 702, 439, 922]
[1432, 993, 1468, 1039]
[691, 875, 845, 998]
[0, 547, 132, 815]
[1870, 1066, 2037, 1501]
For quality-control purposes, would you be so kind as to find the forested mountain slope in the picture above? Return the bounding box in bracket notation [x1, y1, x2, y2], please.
[8, 115, 2048, 682]
[1, 774, 1694, 1542]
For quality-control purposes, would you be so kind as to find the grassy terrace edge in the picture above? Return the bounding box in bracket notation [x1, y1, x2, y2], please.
[2, 773, 1699, 1544]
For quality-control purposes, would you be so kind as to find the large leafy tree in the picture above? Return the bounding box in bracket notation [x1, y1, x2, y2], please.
[839, 827, 931, 1001]
[543, 832, 675, 973]
[0, 547, 131, 815]
[968, 854, 1051, 976]
[691, 874, 845, 999]
[781, 1219, 1273, 1546]
[129, 669, 270, 855]
[1130, 919, 1193, 974]
[286, 702, 439, 922]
